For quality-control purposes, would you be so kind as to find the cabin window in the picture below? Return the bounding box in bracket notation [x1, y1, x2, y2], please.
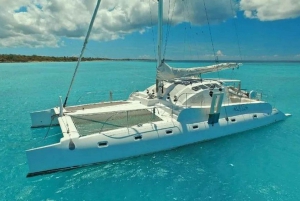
[199, 85, 208, 89]
[166, 130, 173, 134]
[98, 141, 108, 147]
[192, 86, 200, 91]
[253, 114, 257, 118]
[231, 118, 236, 122]
[192, 125, 199, 129]
[134, 135, 142, 140]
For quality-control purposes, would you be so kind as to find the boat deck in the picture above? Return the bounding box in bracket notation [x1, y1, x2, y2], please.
[62, 100, 166, 136]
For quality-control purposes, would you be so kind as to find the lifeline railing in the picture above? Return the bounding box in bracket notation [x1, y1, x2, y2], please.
[168, 89, 265, 117]
[75, 90, 129, 104]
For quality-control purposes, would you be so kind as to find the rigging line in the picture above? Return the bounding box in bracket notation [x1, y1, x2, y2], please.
[163, 0, 171, 59]
[59, 116, 71, 137]
[202, 0, 221, 80]
[148, 0, 156, 60]
[85, 47, 102, 59]
[182, 0, 188, 60]
[202, 0, 217, 63]
[184, 0, 195, 60]
[229, 0, 243, 61]
[63, 0, 102, 107]
[190, 2, 202, 61]
[184, 0, 193, 60]
[132, 72, 154, 80]
[163, 0, 176, 59]
[43, 115, 57, 140]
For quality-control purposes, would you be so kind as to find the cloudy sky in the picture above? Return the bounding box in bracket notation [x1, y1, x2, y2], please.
[0, 0, 300, 61]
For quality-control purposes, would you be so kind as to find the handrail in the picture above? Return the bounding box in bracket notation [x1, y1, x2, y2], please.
[76, 90, 129, 104]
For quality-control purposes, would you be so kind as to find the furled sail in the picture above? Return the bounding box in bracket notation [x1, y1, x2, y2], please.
[156, 62, 240, 81]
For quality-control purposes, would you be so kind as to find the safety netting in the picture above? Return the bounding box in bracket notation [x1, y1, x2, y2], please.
[71, 109, 162, 136]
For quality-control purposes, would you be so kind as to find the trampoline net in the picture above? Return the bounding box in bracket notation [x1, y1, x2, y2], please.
[71, 109, 162, 136]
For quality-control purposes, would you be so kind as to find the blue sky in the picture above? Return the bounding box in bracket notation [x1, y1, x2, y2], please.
[0, 0, 300, 61]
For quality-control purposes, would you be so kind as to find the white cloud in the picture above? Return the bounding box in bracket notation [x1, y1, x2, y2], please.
[0, 0, 236, 48]
[240, 0, 300, 21]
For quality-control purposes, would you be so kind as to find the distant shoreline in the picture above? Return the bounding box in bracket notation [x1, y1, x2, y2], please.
[0, 54, 155, 63]
[0, 54, 299, 63]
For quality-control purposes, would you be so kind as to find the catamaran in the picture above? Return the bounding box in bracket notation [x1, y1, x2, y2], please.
[26, 0, 290, 177]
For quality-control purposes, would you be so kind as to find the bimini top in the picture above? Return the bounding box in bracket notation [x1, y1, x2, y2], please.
[156, 62, 240, 81]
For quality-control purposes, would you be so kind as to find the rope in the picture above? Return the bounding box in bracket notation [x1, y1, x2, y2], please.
[85, 47, 103, 59]
[202, 0, 217, 63]
[60, 116, 70, 136]
[187, 0, 202, 61]
[148, 0, 157, 60]
[184, 0, 196, 60]
[163, 0, 176, 59]
[229, 0, 243, 62]
[202, 0, 221, 80]
[182, 1, 189, 60]
[226, 0, 242, 80]
[43, 114, 57, 140]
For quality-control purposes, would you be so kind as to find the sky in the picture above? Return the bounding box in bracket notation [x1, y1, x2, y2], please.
[0, 0, 300, 61]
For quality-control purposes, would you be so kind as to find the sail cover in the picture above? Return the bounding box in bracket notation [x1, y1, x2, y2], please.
[156, 62, 240, 81]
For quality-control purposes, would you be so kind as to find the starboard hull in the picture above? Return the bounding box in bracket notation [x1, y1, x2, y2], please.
[26, 107, 287, 177]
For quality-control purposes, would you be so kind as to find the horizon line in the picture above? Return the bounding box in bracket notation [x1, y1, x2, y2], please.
[0, 54, 300, 63]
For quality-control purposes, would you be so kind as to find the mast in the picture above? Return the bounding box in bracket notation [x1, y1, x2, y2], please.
[156, 0, 163, 94]
[63, 0, 102, 107]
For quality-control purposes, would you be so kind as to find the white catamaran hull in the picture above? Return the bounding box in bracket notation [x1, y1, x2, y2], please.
[26, 101, 287, 177]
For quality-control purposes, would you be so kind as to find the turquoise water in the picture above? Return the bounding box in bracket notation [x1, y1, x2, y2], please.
[0, 61, 300, 200]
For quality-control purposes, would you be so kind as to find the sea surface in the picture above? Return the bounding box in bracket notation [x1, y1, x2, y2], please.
[0, 61, 299, 200]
